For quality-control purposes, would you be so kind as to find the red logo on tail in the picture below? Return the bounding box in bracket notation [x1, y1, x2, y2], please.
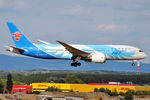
[12, 32, 22, 41]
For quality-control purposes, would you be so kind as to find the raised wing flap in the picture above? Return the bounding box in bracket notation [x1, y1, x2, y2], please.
[56, 40, 90, 57]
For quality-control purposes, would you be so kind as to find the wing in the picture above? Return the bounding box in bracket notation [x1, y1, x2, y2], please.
[38, 40, 51, 44]
[56, 40, 90, 57]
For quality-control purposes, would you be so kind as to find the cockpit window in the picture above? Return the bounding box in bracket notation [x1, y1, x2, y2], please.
[139, 50, 143, 52]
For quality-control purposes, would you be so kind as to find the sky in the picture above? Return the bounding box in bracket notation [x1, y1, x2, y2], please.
[0, 0, 150, 63]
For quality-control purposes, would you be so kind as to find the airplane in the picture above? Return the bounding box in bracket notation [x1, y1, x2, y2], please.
[6, 22, 147, 70]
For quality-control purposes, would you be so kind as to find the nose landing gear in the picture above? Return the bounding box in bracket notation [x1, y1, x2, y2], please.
[132, 62, 135, 66]
[132, 60, 140, 72]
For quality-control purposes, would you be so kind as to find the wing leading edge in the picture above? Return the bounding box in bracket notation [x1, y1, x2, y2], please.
[56, 40, 90, 57]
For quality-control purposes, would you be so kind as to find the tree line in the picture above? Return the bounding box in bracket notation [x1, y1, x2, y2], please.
[0, 73, 13, 93]
[1, 72, 150, 85]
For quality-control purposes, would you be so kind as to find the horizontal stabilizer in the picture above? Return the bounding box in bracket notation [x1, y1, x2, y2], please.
[6, 46, 25, 54]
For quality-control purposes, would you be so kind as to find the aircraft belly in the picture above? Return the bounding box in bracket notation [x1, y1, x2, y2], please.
[105, 55, 133, 60]
[53, 53, 72, 59]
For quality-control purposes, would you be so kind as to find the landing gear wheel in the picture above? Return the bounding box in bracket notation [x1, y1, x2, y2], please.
[70, 62, 81, 67]
[132, 63, 135, 66]
[74, 63, 78, 67]
[71, 63, 74, 66]
[77, 63, 81, 66]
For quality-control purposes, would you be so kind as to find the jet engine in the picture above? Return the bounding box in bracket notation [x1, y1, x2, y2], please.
[85, 53, 106, 63]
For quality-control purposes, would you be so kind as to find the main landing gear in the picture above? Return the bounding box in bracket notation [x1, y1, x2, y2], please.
[71, 56, 81, 67]
[71, 61, 81, 67]
[132, 60, 140, 72]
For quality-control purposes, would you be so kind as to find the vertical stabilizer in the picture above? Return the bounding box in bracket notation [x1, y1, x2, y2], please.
[7, 22, 34, 48]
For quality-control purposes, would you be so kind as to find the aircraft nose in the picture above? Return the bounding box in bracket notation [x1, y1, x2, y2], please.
[142, 52, 147, 59]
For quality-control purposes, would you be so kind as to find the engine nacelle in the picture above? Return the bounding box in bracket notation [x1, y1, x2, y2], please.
[85, 53, 106, 63]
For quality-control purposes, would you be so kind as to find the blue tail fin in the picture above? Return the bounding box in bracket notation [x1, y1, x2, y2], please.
[7, 22, 34, 48]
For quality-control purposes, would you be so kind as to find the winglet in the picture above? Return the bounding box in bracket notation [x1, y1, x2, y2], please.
[56, 40, 63, 44]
